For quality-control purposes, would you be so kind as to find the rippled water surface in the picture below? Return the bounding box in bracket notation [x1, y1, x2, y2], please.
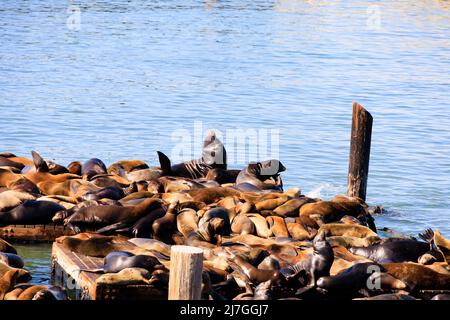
[1, 0, 450, 282]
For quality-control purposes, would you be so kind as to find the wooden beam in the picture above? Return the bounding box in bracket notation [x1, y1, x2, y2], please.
[347, 101, 373, 201]
[168, 245, 203, 300]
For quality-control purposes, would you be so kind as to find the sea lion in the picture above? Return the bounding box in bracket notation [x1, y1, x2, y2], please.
[32, 286, 68, 300]
[318, 223, 378, 238]
[0, 238, 17, 254]
[246, 214, 272, 238]
[273, 197, 313, 217]
[81, 158, 108, 179]
[382, 262, 450, 290]
[300, 195, 370, 227]
[0, 253, 24, 268]
[286, 231, 334, 292]
[231, 214, 255, 235]
[128, 238, 172, 258]
[316, 262, 384, 295]
[236, 160, 286, 191]
[157, 131, 227, 179]
[0, 200, 65, 226]
[176, 208, 199, 238]
[107, 160, 149, 175]
[96, 267, 152, 286]
[125, 168, 163, 183]
[0, 190, 36, 212]
[286, 221, 317, 241]
[64, 198, 163, 233]
[152, 202, 179, 244]
[55, 233, 154, 257]
[17, 285, 48, 300]
[205, 168, 240, 184]
[255, 195, 289, 211]
[349, 238, 441, 263]
[81, 251, 162, 274]
[67, 161, 82, 175]
[0, 156, 25, 171]
[327, 235, 381, 248]
[81, 186, 125, 201]
[0, 269, 21, 299]
[188, 187, 240, 204]
[266, 216, 289, 238]
[109, 207, 167, 238]
[6, 177, 40, 194]
[159, 176, 205, 193]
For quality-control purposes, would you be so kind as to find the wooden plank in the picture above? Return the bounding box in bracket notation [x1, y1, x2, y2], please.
[0, 224, 75, 242]
[347, 101, 373, 201]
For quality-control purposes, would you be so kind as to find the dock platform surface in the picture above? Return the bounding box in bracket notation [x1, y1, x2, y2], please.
[51, 242, 167, 300]
[0, 224, 75, 242]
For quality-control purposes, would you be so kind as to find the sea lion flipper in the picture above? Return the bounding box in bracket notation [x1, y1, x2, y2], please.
[157, 151, 172, 175]
[96, 222, 129, 235]
[31, 151, 49, 172]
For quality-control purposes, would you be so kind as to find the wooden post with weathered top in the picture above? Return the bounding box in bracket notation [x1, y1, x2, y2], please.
[347, 102, 373, 201]
[168, 245, 204, 300]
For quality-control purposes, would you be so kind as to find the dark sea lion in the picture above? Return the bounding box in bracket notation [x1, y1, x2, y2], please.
[0, 252, 24, 268]
[152, 202, 179, 244]
[236, 160, 286, 191]
[0, 200, 65, 226]
[316, 262, 384, 295]
[81, 251, 162, 274]
[110, 207, 166, 238]
[81, 158, 107, 179]
[81, 186, 125, 201]
[199, 207, 231, 235]
[205, 168, 240, 184]
[65, 198, 163, 232]
[349, 238, 440, 263]
[32, 286, 68, 300]
[46, 161, 69, 175]
[287, 231, 334, 292]
[382, 262, 450, 290]
[157, 131, 227, 179]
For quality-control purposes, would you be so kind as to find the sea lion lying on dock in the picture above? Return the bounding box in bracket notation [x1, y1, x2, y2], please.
[0, 200, 65, 226]
[235, 160, 286, 191]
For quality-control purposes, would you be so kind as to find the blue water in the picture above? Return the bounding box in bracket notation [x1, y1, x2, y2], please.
[0, 0, 449, 244]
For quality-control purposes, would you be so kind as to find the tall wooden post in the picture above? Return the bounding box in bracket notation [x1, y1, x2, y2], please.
[168, 245, 203, 300]
[347, 102, 373, 201]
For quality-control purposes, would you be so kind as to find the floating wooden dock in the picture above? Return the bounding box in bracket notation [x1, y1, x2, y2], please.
[0, 224, 75, 242]
[51, 242, 167, 300]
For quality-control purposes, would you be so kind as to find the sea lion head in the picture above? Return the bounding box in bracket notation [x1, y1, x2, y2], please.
[202, 131, 226, 167]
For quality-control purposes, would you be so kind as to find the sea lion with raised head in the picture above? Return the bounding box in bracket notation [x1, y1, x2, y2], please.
[81, 158, 108, 180]
[236, 160, 286, 191]
[157, 131, 227, 179]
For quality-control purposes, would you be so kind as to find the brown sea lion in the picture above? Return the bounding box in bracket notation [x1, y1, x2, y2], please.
[0, 168, 22, 188]
[0, 269, 21, 299]
[0, 156, 25, 171]
[286, 222, 317, 241]
[107, 160, 149, 175]
[231, 214, 255, 235]
[382, 262, 450, 290]
[96, 268, 152, 286]
[67, 161, 82, 175]
[255, 195, 289, 211]
[65, 198, 163, 233]
[0, 190, 36, 212]
[273, 197, 313, 217]
[266, 216, 289, 238]
[152, 202, 179, 244]
[32, 286, 68, 300]
[319, 223, 378, 238]
[246, 214, 272, 238]
[188, 187, 240, 204]
[158, 131, 227, 179]
[17, 285, 48, 300]
[176, 208, 199, 238]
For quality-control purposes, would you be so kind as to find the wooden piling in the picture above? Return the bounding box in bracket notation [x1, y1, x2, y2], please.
[347, 102, 373, 201]
[168, 245, 203, 300]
